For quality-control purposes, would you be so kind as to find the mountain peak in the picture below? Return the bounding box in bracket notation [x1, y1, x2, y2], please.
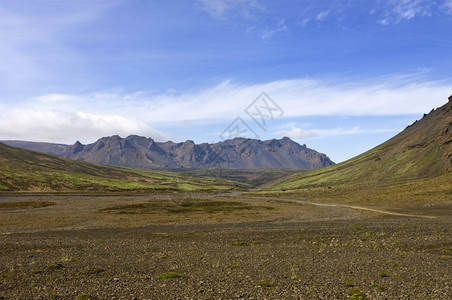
[280, 136, 297, 144]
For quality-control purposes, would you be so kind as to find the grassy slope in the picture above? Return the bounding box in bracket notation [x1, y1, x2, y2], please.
[264, 99, 452, 192]
[175, 168, 302, 187]
[0, 143, 249, 192]
[257, 98, 452, 209]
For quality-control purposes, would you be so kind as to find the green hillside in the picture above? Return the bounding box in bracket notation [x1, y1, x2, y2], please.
[0, 143, 249, 192]
[177, 168, 301, 187]
[264, 96, 452, 193]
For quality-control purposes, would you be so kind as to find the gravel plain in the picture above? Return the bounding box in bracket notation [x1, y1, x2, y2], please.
[1, 194, 451, 299]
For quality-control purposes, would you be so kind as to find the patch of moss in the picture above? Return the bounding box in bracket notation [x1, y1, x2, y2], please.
[348, 288, 367, 298]
[344, 281, 356, 287]
[74, 293, 91, 300]
[257, 280, 275, 288]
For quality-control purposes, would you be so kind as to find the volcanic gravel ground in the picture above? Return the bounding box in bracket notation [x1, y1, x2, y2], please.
[1, 218, 451, 299]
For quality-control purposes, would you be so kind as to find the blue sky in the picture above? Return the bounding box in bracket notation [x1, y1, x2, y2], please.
[1, 0, 452, 162]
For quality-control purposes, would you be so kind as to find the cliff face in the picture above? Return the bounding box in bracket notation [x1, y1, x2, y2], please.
[61, 135, 334, 169]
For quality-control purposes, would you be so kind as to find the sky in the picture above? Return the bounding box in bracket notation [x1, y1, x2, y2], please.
[1, 0, 452, 163]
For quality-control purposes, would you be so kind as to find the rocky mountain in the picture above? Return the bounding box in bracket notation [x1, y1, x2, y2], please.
[61, 136, 333, 169]
[267, 94, 452, 191]
[3, 136, 334, 170]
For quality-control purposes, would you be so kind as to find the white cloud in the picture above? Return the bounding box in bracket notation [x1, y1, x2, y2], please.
[0, 109, 171, 144]
[1, 72, 451, 144]
[198, 0, 264, 19]
[34, 94, 76, 103]
[444, 0, 452, 14]
[315, 11, 329, 21]
[32, 74, 452, 121]
[126, 73, 450, 121]
[277, 126, 317, 139]
[378, 0, 433, 25]
[377, 19, 390, 25]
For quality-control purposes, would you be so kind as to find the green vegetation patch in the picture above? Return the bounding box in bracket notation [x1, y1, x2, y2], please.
[49, 291, 60, 298]
[0, 201, 55, 210]
[74, 293, 91, 300]
[101, 199, 265, 214]
[378, 271, 389, 277]
[344, 281, 356, 287]
[155, 272, 186, 279]
[442, 247, 452, 253]
[257, 280, 275, 288]
[174, 200, 254, 213]
[44, 263, 64, 272]
[348, 288, 367, 298]
[184, 168, 300, 187]
[33, 263, 65, 274]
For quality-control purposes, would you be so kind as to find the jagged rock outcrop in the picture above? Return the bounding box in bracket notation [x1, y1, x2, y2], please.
[60, 135, 334, 169]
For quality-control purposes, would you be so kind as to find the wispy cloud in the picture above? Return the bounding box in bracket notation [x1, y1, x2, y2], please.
[0, 1, 117, 89]
[378, 0, 433, 25]
[0, 109, 170, 144]
[444, 0, 452, 14]
[299, 17, 310, 27]
[261, 19, 288, 40]
[1, 72, 451, 143]
[34, 94, 76, 103]
[315, 11, 329, 21]
[198, 0, 264, 19]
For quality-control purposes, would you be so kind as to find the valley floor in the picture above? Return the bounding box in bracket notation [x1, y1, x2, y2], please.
[1, 193, 451, 299]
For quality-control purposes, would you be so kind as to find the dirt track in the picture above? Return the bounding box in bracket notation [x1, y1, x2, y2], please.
[255, 196, 439, 219]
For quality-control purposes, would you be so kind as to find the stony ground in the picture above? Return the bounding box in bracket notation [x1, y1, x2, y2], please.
[1, 195, 451, 299]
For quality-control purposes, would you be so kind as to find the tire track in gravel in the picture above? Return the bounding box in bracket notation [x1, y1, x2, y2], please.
[248, 196, 438, 219]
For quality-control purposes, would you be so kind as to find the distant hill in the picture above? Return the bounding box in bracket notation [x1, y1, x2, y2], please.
[3, 136, 334, 170]
[266, 95, 452, 191]
[0, 143, 248, 192]
[1, 140, 67, 155]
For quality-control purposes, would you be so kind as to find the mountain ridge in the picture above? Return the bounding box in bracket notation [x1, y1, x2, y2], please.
[3, 136, 334, 170]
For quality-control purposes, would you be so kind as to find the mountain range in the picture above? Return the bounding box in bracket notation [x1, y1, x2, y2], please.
[2, 136, 334, 170]
[2, 95, 452, 195]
